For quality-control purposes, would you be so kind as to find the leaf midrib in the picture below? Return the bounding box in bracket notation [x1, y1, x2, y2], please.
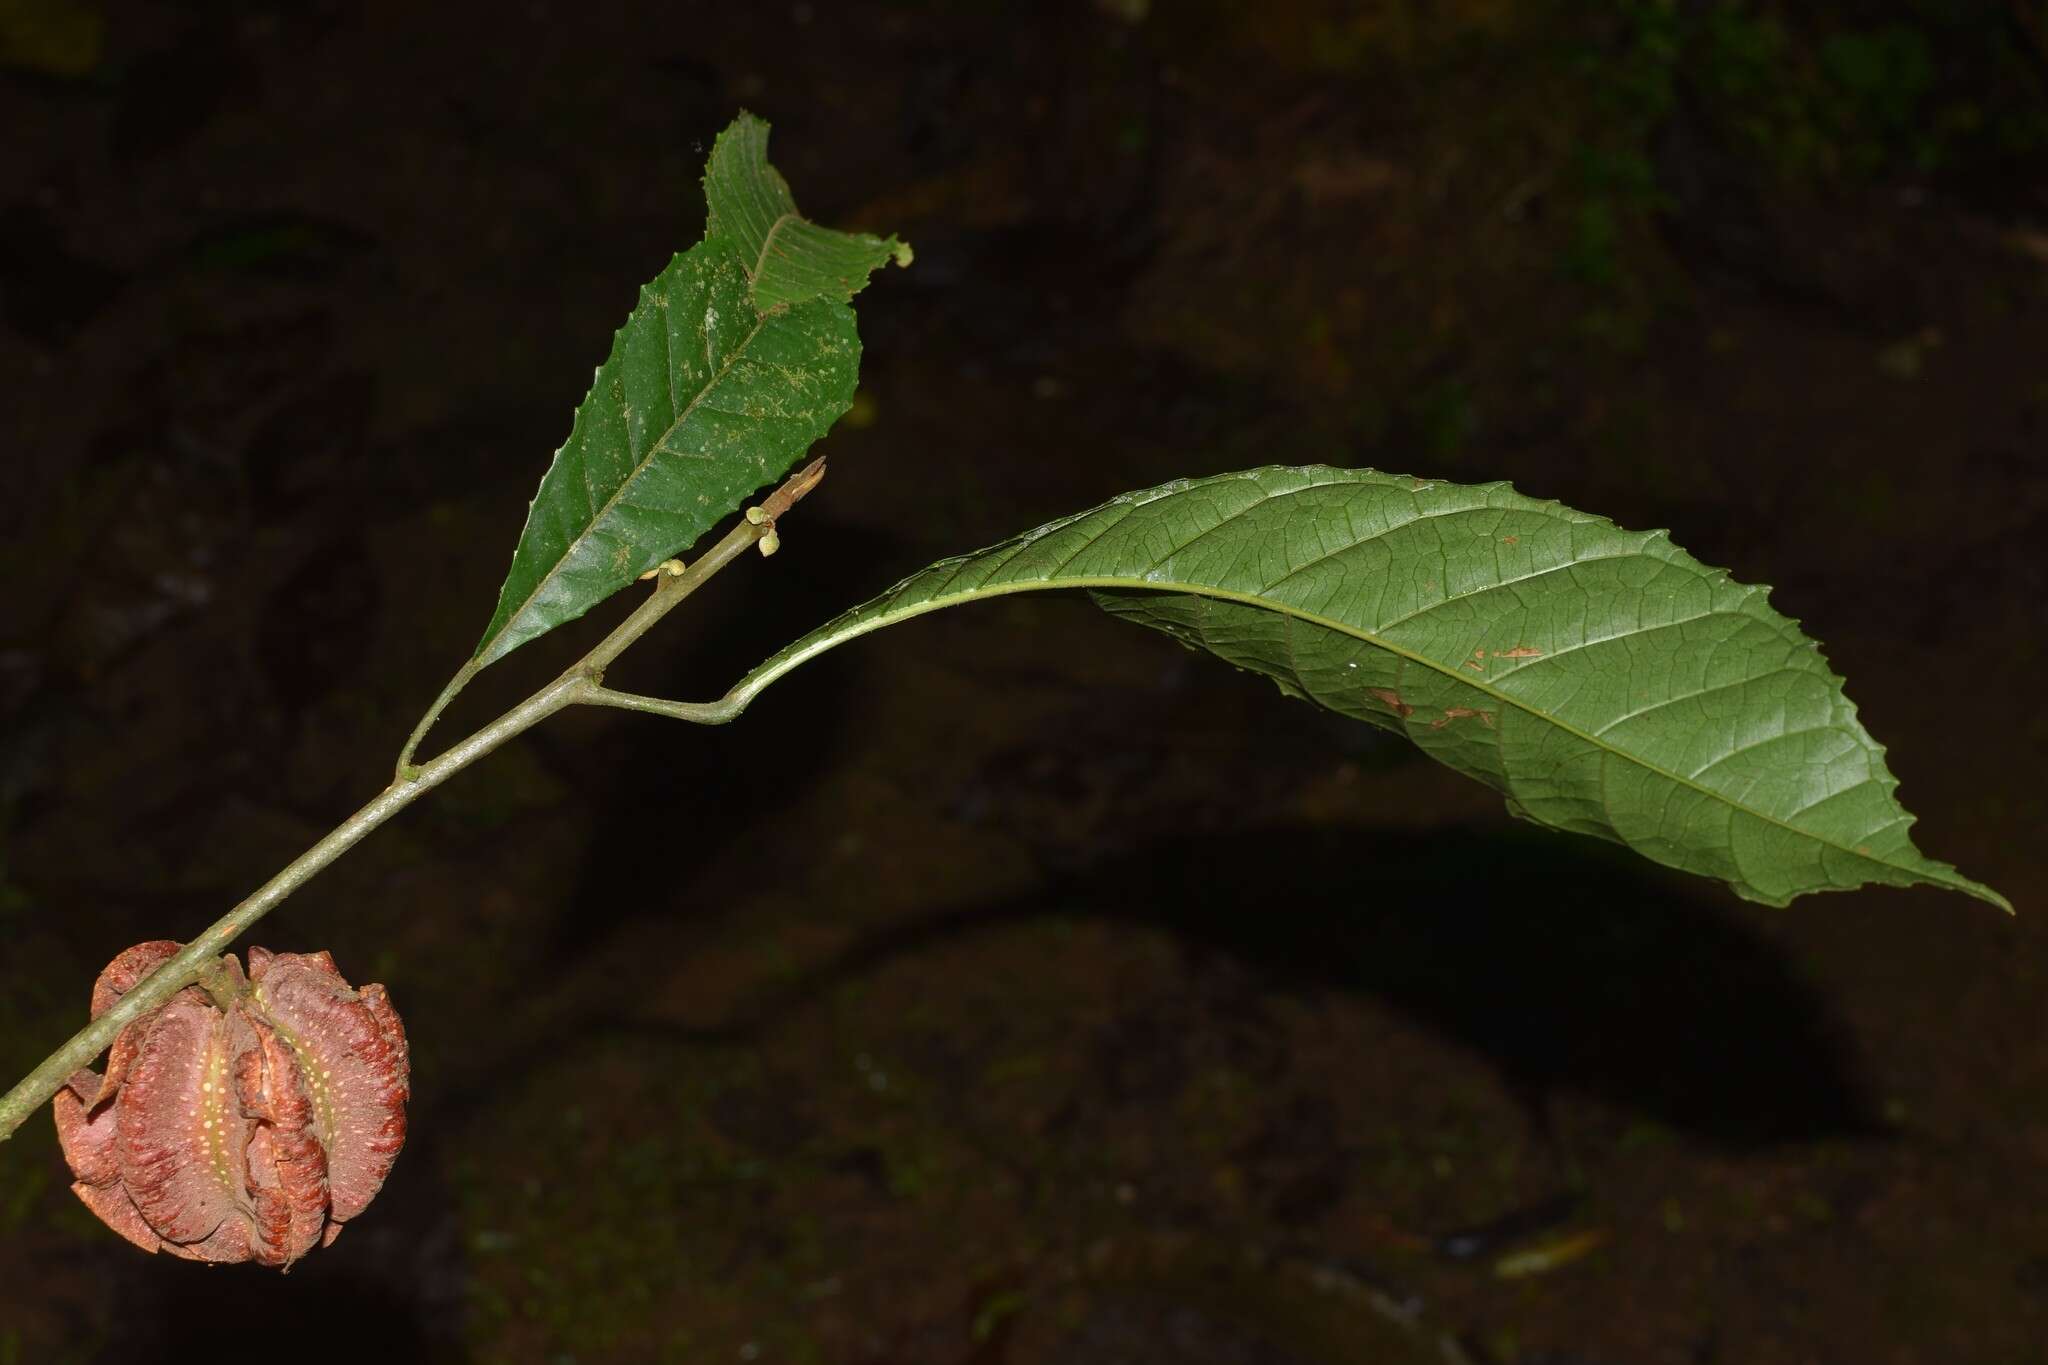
[479, 287, 774, 662]
[731, 573, 1939, 887]
[751, 213, 800, 292]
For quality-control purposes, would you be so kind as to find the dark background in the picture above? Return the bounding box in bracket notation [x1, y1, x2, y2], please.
[3, 2, 2045, 1361]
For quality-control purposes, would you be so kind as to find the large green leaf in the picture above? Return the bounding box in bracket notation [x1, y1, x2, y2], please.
[472, 113, 902, 670]
[716, 466, 2006, 910]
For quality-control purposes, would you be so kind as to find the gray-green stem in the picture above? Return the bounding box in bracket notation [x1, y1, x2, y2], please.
[0, 463, 817, 1142]
[0, 669, 582, 1142]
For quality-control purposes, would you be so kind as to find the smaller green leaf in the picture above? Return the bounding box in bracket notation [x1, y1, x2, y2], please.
[466, 114, 900, 673]
[704, 111, 911, 312]
[471, 245, 862, 669]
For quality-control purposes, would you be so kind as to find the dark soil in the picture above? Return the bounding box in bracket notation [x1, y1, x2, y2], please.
[3, 3, 2045, 1362]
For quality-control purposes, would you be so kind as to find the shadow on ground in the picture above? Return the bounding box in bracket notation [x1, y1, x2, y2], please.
[509, 823, 1882, 1153]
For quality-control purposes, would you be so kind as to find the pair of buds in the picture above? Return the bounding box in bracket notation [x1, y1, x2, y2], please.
[637, 457, 824, 581]
[743, 504, 782, 557]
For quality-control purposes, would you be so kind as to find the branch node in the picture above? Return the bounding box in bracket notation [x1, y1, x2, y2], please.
[195, 955, 248, 1013]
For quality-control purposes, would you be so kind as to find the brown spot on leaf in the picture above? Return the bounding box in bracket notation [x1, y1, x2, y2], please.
[1431, 706, 1496, 730]
[1496, 646, 1543, 658]
[1367, 687, 1413, 718]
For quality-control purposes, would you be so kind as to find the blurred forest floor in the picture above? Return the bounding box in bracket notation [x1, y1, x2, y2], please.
[2, 2, 2046, 1362]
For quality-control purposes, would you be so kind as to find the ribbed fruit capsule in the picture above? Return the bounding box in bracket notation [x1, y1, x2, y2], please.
[52, 942, 408, 1268]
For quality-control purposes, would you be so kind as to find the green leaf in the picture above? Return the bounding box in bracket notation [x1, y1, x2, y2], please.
[704, 111, 911, 313]
[471, 113, 902, 670]
[472, 246, 860, 668]
[720, 466, 2006, 911]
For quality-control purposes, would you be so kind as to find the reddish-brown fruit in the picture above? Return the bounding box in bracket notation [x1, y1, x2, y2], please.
[52, 942, 409, 1268]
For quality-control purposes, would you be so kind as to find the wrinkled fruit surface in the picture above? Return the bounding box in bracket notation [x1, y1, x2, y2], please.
[53, 941, 408, 1267]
